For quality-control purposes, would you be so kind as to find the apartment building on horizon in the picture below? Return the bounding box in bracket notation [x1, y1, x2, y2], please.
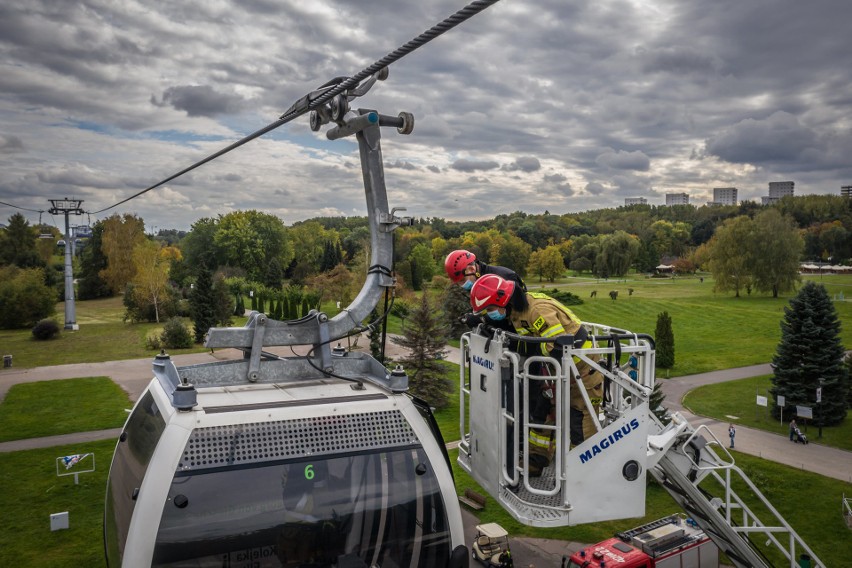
[665, 192, 689, 206]
[710, 187, 738, 206]
[624, 197, 648, 206]
[762, 181, 794, 204]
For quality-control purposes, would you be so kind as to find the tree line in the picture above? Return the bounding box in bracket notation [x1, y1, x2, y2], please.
[2, 193, 852, 333]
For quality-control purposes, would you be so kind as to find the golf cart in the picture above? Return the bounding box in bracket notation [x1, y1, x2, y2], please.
[472, 523, 512, 567]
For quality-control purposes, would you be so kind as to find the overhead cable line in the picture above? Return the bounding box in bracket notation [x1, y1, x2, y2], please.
[0, 200, 44, 213]
[91, 0, 501, 215]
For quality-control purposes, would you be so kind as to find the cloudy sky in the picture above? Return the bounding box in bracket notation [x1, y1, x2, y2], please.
[1, 0, 851, 232]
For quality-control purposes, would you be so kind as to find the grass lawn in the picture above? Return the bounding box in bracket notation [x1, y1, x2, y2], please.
[0, 297, 204, 368]
[0, 296, 251, 369]
[0, 439, 115, 567]
[561, 273, 852, 376]
[1, 442, 846, 568]
[683, 374, 852, 451]
[0, 378, 131, 442]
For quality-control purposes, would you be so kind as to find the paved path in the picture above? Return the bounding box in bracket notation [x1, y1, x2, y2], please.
[660, 364, 852, 483]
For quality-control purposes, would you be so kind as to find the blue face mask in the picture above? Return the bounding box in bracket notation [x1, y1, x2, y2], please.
[487, 310, 506, 321]
[461, 279, 474, 291]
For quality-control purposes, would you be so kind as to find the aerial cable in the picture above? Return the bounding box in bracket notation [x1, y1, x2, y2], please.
[0, 200, 44, 213]
[90, 0, 501, 215]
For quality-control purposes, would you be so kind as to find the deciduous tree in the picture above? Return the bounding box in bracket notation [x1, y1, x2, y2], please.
[130, 240, 174, 323]
[0, 266, 56, 328]
[750, 209, 803, 298]
[598, 230, 640, 277]
[527, 245, 565, 282]
[706, 216, 754, 297]
[100, 214, 146, 294]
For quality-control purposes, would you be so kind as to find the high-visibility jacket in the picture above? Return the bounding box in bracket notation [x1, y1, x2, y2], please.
[509, 292, 584, 354]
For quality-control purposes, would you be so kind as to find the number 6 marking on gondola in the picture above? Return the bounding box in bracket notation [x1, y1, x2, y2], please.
[305, 464, 314, 480]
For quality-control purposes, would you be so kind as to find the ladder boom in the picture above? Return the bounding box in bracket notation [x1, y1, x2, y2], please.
[459, 325, 825, 567]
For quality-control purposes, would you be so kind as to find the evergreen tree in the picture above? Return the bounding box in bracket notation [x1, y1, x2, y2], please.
[391, 293, 452, 408]
[77, 221, 112, 299]
[189, 266, 217, 343]
[264, 257, 285, 289]
[649, 381, 671, 425]
[655, 311, 675, 369]
[0, 213, 42, 269]
[441, 283, 471, 339]
[212, 275, 234, 326]
[770, 281, 848, 425]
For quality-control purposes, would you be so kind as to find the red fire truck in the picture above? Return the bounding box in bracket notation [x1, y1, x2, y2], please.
[567, 515, 718, 568]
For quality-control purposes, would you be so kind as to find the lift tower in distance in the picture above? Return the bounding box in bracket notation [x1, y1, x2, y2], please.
[48, 198, 84, 330]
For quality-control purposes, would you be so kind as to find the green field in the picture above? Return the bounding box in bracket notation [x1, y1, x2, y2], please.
[0, 378, 131, 442]
[562, 273, 852, 376]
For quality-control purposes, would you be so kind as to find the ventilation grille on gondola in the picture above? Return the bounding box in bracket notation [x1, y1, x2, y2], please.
[178, 410, 418, 471]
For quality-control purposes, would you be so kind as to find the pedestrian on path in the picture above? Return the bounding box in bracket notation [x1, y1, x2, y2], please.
[728, 423, 736, 448]
[789, 419, 797, 442]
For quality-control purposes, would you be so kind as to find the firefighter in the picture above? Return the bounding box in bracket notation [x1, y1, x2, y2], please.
[444, 249, 526, 293]
[470, 274, 603, 475]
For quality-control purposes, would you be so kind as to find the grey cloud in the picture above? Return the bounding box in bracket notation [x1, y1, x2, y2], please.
[585, 182, 605, 195]
[0, 135, 25, 153]
[2, 0, 851, 227]
[503, 156, 541, 173]
[639, 46, 721, 76]
[595, 150, 651, 171]
[37, 167, 121, 189]
[385, 160, 417, 170]
[704, 111, 819, 165]
[151, 86, 246, 117]
[451, 159, 499, 173]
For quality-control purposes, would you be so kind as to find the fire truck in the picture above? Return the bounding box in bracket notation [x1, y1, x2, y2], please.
[567, 514, 718, 568]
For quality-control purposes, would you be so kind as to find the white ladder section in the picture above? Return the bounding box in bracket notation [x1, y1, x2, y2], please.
[457, 323, 824, 567]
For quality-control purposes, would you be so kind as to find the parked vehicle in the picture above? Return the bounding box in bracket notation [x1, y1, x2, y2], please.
[472, 523, 512, 567]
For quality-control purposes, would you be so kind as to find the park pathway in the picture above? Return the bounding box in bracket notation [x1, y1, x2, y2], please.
[1, 345, 851, 484]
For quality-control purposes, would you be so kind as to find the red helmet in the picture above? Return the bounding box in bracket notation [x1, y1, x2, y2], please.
[444, 249, 476, 282]
[470, 274, 515, 312]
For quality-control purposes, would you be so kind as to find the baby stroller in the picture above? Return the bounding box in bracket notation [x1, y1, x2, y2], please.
[794, 427, 809, 444]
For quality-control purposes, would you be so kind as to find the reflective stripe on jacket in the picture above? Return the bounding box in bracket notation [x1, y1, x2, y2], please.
[510, 292, 583, 355]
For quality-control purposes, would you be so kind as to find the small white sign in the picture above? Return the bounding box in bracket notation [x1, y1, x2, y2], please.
[777, 395, 785, 406]
[50, 512, 69, 531]
[756, 395, 768, 407]
[816, 387, 822, 403]
[796, 406, 813, 419]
